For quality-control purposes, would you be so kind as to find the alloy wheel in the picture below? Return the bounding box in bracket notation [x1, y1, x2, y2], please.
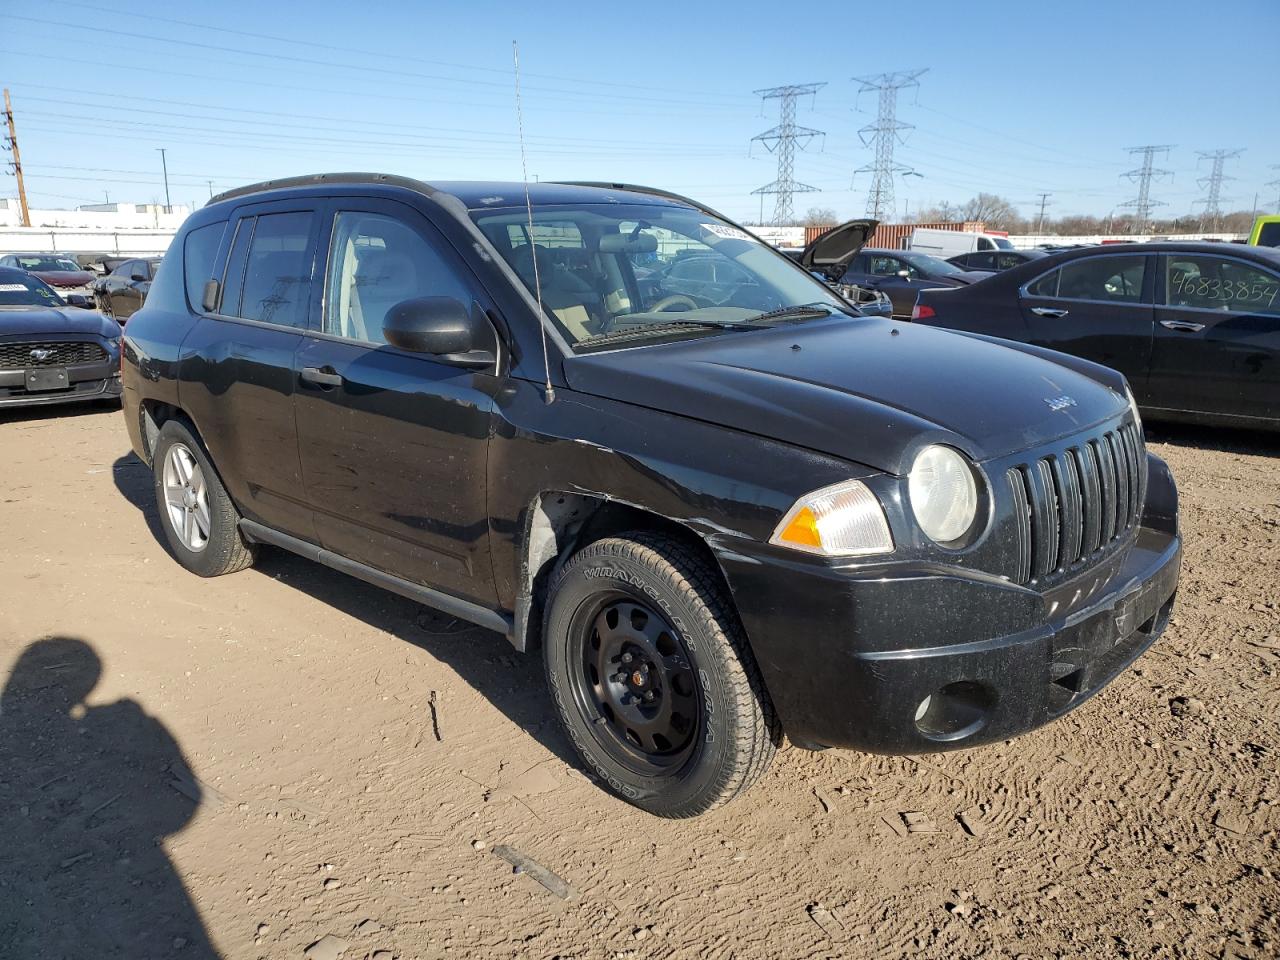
[162, 443, 211, 552]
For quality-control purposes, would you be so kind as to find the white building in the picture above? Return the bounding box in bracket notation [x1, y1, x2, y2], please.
[0, 198, 192, 230]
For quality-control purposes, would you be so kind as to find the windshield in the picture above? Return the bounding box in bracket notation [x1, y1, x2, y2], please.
[13, 255, 82, 272]
[0, 274, 65, 308]
[901, 252, 969, 277]
[472, 202, 850, 347]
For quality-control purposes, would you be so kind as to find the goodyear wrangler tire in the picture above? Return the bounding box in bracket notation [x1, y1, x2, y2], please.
[544, 532, 779, 818]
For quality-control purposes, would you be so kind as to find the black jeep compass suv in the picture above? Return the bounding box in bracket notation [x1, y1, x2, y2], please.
[120, 174, 1181, 818]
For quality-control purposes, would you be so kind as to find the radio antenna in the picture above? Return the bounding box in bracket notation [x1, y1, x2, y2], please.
[513, 40, 554, 404]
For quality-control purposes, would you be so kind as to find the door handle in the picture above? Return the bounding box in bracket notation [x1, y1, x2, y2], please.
[1030, 307, 1069, 318]
[300, 365, 343, 388]
[1160, 320, 1206, 333]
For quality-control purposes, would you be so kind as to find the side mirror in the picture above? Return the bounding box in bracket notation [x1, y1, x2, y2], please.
[896, 269, 911, 279]
[64, 293, 92, 308]
[383, 297, 495, 368]
[130, 273, 148, 283]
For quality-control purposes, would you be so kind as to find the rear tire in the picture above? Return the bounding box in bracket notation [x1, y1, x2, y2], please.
[151, 420, 257, 577]
[544, 532, 778, 818]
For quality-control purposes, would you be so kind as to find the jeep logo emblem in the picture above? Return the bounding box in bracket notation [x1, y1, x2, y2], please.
[1044, 395, 1077, 412]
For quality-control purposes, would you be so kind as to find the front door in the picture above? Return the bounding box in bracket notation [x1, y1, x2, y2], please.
[1148, 252, 1280, 422]
[1018, 253, 1156, 401]
[294, 198, 500, 607]
[178, 204, 321, 541]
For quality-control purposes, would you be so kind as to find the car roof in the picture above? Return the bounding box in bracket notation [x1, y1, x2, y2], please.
[0, 266, 36, 280]
[207, 172, 697, 213]
[1049, 241, 1280, 264]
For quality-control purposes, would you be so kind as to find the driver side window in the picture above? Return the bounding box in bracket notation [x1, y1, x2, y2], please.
[869, 256, 902, 277]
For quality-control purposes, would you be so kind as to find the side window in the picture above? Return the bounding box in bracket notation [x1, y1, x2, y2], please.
[234, 211, 315, 327]
[324, 210, 473, 344]
[977, 237, 994, 251]
[1166, 256, 1280, 315]
[969, 253, 995, 270]
[869, 256, 900, 276]
[847, 254, 868, 273]
[183, 223, 225, 312]
[997, 254, 1024, 270]
[1039, 256, 1146, 303]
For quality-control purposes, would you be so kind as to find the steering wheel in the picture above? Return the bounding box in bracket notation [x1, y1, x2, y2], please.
[649, 294, 699, 313]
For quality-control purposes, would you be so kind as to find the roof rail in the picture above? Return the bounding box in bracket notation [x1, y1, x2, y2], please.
[208, 172, 436, 207]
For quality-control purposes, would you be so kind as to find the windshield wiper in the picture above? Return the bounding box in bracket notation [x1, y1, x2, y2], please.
[578, 319, 765, 347]
[743, 303, 839, 324]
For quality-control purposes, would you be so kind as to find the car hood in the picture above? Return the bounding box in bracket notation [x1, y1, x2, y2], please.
[563, 316, 1126, 475]
[32, 269, 96, 286]
[799, 219, 878, 276]
[0, 306, 119, 339]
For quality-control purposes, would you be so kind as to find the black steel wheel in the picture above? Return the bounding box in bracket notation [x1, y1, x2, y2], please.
[570, 594, 700, 776]
[544, 532, 779, 818]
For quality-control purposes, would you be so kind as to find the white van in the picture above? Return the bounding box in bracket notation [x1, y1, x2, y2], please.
[909, 227, 1012, 258]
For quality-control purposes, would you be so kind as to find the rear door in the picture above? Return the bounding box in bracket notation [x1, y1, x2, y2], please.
[1018, 252, 1156, 400]
[178, 201, 322, 541]
[114, 259, 151, 319]
[293, 196, 500, 607]
[1148, 252, 1280, 421]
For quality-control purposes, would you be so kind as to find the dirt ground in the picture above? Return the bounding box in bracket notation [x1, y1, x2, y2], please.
[0, 403, 1277, 960]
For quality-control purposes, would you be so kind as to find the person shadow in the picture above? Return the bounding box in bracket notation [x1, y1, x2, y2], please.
[0, 636, 219, 959]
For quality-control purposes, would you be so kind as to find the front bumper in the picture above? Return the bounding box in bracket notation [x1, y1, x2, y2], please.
[716, 453, 1181, 753]
[0, 351, 122, 409]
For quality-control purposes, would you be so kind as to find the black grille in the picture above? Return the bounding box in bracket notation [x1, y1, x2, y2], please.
[0, 341, 106, 369]
[1006, 422, 1146, 585]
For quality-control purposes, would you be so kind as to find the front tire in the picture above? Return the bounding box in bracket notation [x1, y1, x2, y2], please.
[151, 420, 257, 577]
[544, 533, 778, 818]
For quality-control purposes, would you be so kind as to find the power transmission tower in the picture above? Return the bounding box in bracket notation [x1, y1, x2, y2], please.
[1194, 148, 1244, 231]
[3, 88, 31, 227]
[1269, 165, 1280, 213]
[852, 69, 927, 220]
[1034, 192, 1053, 233]
[1119, 145, 1174, 234]
[750, 83, 825, 225]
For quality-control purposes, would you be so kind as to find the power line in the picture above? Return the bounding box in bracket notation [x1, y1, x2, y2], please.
[852, 69, 927, 220]
[1193, 148, 1245, 230]
[1119, 145, 1174, 234]
[750, 83, 825, 225]
[3, 88, 32, 226]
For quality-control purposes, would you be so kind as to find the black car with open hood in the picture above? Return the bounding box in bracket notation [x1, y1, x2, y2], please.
[119, 174, 1181, 818]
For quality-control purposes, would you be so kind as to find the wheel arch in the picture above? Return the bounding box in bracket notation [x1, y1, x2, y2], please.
[511, 491, 737, 655]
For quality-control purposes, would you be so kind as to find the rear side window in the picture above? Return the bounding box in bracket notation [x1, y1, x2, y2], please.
[1257, 222, 1280, 247]
[1027, 256, 1146, 303]
[222, 212, 315, 327]
[183, 222, 224, 312]
[1166, 255, 1280, 315]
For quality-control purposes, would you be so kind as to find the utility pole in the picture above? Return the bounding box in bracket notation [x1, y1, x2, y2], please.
[3, 88, 31, 227]
[1119, 145, 1174, 234]
[1194, 148, 1244, 231]
[1034, 192, 1053, 234]
[750, 83, 825, 226]
[206, 180, 214, 200]
[156, 147, 171, 212]
[852, 69, 927, 221]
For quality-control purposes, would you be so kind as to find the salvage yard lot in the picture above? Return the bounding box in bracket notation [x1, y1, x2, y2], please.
[1, 407, 1277, 959]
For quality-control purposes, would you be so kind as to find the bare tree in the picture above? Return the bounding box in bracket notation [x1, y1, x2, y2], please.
[802, 207, 838, 227]
[961, 193, 1019, 229]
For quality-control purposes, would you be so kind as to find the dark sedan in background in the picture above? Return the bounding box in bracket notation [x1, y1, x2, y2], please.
[948, 249, 1048, 272]
[913, 243, 1280, 430]
[0, 267, 122, 409]
[836, 248, 993, 318]
[92, 257, 162, 321]
[0, 253, 97, 307]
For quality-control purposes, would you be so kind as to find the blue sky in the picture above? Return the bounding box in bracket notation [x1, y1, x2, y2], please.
[4, 0, 1278, 223]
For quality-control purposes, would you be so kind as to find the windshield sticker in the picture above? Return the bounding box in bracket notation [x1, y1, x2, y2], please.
[0, 283, 30, 292]
[700, 223, 758, 243]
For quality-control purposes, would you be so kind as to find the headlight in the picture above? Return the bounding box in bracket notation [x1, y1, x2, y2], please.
[770, 479, 893, 557]
[908, 445, 979, 544]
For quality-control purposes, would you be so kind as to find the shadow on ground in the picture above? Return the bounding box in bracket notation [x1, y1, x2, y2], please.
[111, 452, 578, 770]
[0, 636, 219, 958]
[1145, 420, 1280, 457]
